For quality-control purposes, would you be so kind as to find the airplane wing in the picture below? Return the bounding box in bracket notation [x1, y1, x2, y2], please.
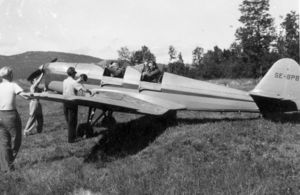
[26, 89, 185, 116]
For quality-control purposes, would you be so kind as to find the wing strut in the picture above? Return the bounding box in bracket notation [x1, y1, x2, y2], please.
[77, 107, 116, 138]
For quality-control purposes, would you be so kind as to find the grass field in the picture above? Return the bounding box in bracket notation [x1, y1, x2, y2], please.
[0, 80, 299, 194]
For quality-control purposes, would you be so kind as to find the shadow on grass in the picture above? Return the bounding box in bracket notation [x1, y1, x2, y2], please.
[277, 113, 300, 123]
[263, 112, 300, 123]
[84, 114, 260, 163]
[84, 114, 177, 163]
[177, 116, 260, 125]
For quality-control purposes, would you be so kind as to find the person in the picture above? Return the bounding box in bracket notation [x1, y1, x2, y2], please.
[23, 72, 44, 136]
[105, 62, 125, 78]
[0, 66, 28, 172]
[141, 61, 161, 82]
[63, 67, 91, 143]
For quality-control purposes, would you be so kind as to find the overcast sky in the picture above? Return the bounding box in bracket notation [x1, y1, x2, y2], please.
[0, 0, 298, 63]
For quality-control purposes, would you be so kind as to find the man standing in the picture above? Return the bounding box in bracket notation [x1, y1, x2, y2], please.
[23, 71, 44, 136]
[0, 66, 27, 172]
[63, 67, 90, 143]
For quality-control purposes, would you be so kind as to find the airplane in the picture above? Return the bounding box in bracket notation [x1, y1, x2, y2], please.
[26, 58, 300, 141]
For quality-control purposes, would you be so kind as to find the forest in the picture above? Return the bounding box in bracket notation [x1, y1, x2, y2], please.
[117, 0, 299, 79]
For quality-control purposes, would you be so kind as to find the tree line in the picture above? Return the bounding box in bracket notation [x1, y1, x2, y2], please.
[117, 0, 299, 79]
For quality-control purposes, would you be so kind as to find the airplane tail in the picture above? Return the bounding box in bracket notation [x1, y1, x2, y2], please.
[250, 58, 300, 116]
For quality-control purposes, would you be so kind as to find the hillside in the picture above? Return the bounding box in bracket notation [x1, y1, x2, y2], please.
[0, 51, 102, 79]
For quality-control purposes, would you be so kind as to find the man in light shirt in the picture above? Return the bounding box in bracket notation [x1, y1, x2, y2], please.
[0, 66, 28, 172]
[63, 67, 91, 143]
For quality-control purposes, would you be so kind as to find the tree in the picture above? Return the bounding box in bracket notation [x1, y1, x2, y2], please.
[168, 61, 186, 76]
[192, 47, 204, 65]
[235, 0, 276, 77]
[277, 11, 299, 62]
[131, 45, 156, 64]
[178, 52, 184, 63]
[168, 45, 177, 62]
[141, 46, 156, 62]
[117, 47, 132, 61]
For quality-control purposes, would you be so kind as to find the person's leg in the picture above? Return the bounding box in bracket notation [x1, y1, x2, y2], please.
[23, 115, 36, 134]
[67, 105, 78, 143]
[36, 103, 43, 133]
[0, 126, 13, 172]
[11, 111, 22, 161]
[63, 104, 69, 122]
[24, 100, 38, 134]
[0, 111, 19, 172]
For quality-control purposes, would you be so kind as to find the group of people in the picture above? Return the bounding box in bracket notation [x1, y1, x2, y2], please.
[0, 65, 90, 172]
[0, 59, 162, 172]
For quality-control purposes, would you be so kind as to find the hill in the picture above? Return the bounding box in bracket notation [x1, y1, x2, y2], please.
[0, 51, 102, 79]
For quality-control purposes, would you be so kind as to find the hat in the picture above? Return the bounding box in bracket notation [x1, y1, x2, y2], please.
[67, 67, 77, 76]
[0, 66, 12, 78]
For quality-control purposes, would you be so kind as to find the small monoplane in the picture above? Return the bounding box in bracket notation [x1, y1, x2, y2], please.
[26, 58, 300, 140]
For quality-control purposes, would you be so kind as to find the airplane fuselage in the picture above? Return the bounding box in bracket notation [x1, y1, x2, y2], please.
[41, 62, 259, 113]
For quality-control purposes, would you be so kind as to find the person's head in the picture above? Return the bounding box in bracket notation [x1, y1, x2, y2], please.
[111, 62, 119, 67]
[148, 61, 157, 70]
[67, 67, 77, 78]
[0, 66, 13, 81]
[79, 74, 88, 82]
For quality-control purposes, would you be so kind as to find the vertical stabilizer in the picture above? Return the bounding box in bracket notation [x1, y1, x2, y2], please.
[250, 58, 300, 114]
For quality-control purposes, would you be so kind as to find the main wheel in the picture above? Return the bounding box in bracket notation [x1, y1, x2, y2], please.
[77, 123, 94, 138]
[101, 115, 116, 128]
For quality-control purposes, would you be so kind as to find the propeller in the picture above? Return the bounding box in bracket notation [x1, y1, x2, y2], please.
[27, 58, 58, 82]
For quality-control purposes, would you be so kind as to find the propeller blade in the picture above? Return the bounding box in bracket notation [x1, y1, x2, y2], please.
[27, 58, 57, 81]
[50, 58, 58, 63]
[27, 69, 43, 82]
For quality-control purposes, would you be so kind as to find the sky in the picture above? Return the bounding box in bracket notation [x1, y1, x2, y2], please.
[0, 0, 298, 63]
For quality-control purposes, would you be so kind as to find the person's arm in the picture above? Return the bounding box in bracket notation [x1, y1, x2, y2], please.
[31, 72, 44, 92]
[74, 82, 91, 95]
[147, 68, 160, 77]
[18, 91, 30, 100]
[13, 83, 29, 100]
[111, 67, 125, 78]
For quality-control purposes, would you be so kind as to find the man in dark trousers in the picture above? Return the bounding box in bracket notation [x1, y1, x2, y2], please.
[63, 67, 90, 143]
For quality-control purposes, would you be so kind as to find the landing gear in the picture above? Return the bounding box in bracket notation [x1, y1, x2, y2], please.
[76, 107, 116, 138]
